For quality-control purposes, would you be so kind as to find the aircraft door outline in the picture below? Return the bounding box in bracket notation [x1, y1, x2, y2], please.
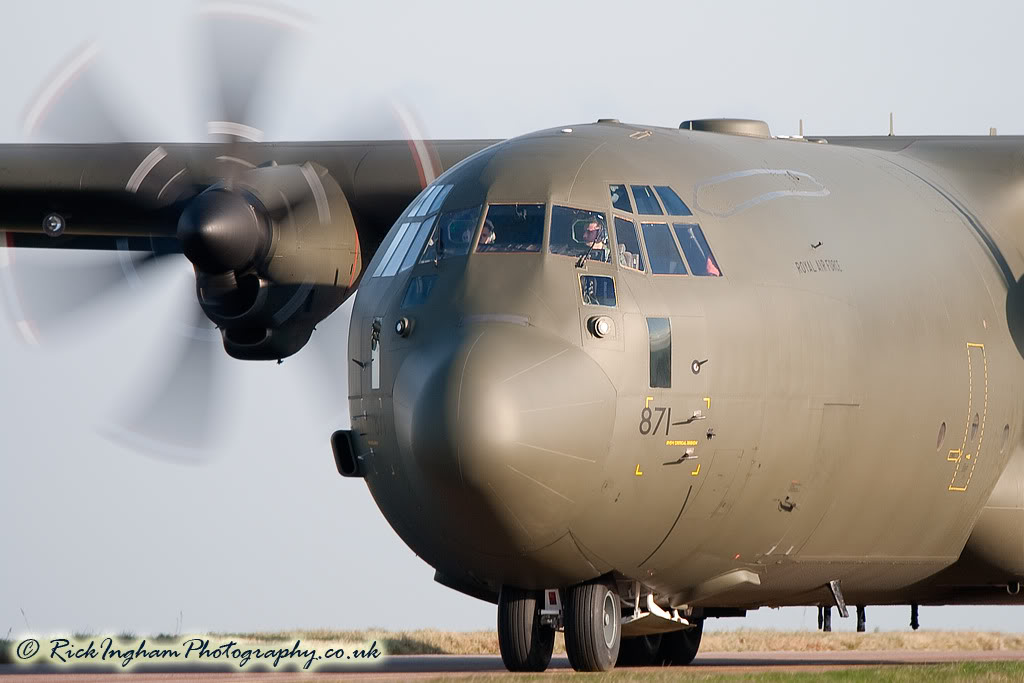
[948, 342, 988, 492]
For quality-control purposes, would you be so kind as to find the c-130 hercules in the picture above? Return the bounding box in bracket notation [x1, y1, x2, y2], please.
[3, 7, 1024, 673]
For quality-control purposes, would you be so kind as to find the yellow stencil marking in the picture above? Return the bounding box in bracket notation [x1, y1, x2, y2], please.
[949, 343, 987, 492]
[704, 397, 712, 409]
[690, 463, 701, 476]
[635, 464, 644, 476]
[666, 440, 698, 447]
[645, 396, 654, 408]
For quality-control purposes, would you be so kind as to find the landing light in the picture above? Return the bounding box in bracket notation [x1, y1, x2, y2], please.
[42, 212, 65, 237]
[589, 315, 613, 338]
[395, 316, 413, 337]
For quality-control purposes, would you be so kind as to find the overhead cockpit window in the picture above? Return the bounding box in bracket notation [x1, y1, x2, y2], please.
[418, 206, 482, 263]
[641, 223, 687, 275]
[655, 186, 693, 216]
[673, 223, 722, 276]
[580, 275, 616, 307]
[631, 185, 664, 215]
[550, 206, 609, 262]
[613, 217, 645, 272]
[610, 184, 633, 213]
[477, 204, 544, 253]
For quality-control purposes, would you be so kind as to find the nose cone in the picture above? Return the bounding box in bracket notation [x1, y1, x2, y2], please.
[393, 324, 617, 556]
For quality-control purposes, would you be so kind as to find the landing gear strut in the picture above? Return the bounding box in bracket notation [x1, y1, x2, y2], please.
[497, 587, 555, 672]
[818, 605, 832, 632]
[564, 580, 621, 671]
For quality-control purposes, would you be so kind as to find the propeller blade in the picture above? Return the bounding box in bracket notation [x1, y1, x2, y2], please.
[21, 42, 131, 143]
[3, 244, 176, 342]
[104, 302, 225, 462]
[196, 2, 309, 143]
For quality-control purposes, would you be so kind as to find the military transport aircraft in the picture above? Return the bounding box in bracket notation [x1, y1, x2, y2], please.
[3, 5, 1024, 674]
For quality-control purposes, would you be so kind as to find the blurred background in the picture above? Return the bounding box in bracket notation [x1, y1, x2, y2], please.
[1, 0, 1022, 636]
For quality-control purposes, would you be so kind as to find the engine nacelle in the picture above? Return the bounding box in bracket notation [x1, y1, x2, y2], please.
[179, 162, 361, 360]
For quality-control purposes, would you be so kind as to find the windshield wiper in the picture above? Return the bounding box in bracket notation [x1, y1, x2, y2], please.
[434, 226, 444, 268]
[575, 241, 595, 268]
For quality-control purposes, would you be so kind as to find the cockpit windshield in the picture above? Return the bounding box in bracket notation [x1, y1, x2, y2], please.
[549, 206, 609, 263]
[418, 205, 482, 264]
[476, 204, 544, 253]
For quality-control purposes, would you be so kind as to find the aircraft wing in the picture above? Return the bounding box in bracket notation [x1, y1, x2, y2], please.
[0, 139, 497, 260]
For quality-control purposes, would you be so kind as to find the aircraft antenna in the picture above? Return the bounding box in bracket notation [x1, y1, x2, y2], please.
[990, 127, 998, 136]
[799, 119, 804, 137]
[888, 112, 894, 136]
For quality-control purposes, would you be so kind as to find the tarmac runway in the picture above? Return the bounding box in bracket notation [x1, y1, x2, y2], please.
[3, 649, 1024, 679]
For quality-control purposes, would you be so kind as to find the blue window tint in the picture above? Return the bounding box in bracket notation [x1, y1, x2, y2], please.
[631, 185, 663, 215]
[550, 206, 609, 262]
[673, 223, 722, 276]
[427, 184, 454, 214]
[655, 186, 692, 216]
[412, 185, 443, 217]
[402, 275, 438, 307]
[613, 217, 644, 272]
[382, 220, 422, 277]
[610, 184, 633, 213]
[371, 222, 412, 278]
[647, 317, 672, 388]
[404, 186, 434, 218]
[641, 223, 687, 275]
[399, 215, 435, 272]
[580, 275, 616, 307]
[477, 204, 544, 253]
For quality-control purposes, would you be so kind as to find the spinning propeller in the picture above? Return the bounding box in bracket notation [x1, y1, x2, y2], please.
[3, 2, 421, 462]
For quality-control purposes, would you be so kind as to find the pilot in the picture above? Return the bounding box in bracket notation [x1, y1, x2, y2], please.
[582, 219, 607, 260]
[480, 220, 497, 246]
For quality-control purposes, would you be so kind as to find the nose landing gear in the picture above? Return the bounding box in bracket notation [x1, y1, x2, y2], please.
[564, 580, 622, 671]
[496, 587, 556, 672]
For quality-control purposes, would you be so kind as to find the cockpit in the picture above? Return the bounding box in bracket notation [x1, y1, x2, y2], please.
[363, 158, 723, 325]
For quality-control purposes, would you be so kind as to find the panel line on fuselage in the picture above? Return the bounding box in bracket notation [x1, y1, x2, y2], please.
[887, 158, 1015, 289]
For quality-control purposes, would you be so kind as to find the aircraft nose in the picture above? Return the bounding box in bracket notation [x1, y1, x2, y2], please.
[393, 323, 617, 555]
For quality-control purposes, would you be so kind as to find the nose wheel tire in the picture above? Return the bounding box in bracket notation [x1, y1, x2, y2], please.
[564, 581, 621, 671]
[497, 587, 555, 672]
[660, 618, 704, 665]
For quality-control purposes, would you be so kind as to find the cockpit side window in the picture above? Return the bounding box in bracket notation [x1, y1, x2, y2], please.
[673, 223, 722, 276]
[631, 185, 664, 215]
[610, 184, 633, 213]
[550, 206, 609, 262]
[613, 216, 644, 272]
[418, 206, 482, 264]
[641, 223, 687, 275]
[655, 186, 692, 216]
[477, 204, 544, 253]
